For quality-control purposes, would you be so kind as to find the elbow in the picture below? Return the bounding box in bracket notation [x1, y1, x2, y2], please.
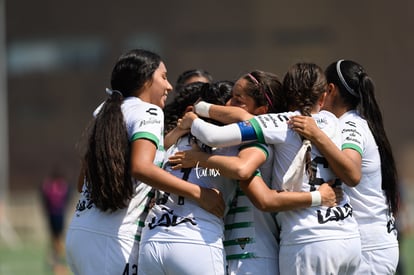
[248, 193, 274, 212]
[234, 165, 255, 181]
[345, 175, 361, 187]
[230, 160, 259, 180]
[131, 163, 150, 181]
[131, 169, 144, 181]
[250, 199, 267, 211]
[257, 203, 272, 212]
[342, 171, 361, 187]
[252, 200, 275, 212]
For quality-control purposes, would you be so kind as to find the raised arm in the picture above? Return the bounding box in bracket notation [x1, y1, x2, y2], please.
[194, 101, 254, 123]
[288, 115, 361, 187]
[177, 111, 248, 148]
[164, 126, 189, 149]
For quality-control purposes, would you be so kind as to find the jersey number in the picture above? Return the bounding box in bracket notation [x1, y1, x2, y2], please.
[308, 156, 330, 191]
[156, 167, 191, 205]
[122, 263, 137, 275]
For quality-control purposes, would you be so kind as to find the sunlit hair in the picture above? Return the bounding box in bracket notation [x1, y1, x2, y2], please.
[326, 59, 399, 215]
[242, 70, 285, 113]
[83, 49, 161, 212]
[283, 62, 327, 183]
[283, 62, 327, 116]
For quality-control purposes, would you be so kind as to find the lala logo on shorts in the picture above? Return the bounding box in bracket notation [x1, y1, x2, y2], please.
[148, 207, 197, 229]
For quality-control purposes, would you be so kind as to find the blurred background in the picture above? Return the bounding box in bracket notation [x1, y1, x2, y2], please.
[1, 0, 414, 274]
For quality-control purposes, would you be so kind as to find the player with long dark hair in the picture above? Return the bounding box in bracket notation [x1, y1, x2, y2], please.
[289, 59, 399, 274]
[65, 49, 224, 275]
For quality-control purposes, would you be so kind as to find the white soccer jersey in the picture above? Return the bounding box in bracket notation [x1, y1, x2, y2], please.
[224, 142, 279, 263]
[67, 96, 164, 243]
[248, 110, 360, 245]
[340, 110, 398, 251]
[140, 134, 238, 248]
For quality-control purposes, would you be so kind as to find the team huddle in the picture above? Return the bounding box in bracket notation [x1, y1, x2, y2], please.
[64, 49, 399, 275]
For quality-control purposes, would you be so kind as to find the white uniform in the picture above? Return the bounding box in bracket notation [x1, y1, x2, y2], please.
[340, 110, 399, 274]
[138, 134, 238, 275]
[250, 111, 361, 275]
[66, 97, 164, 275]
[191, 110, 361, 275]
[224, 143, 279, 275]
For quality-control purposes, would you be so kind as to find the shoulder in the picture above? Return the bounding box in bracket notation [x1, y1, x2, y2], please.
[122, 98, 164, 130]
[313, 110, 339, 139]
[339, 110, 368, 130]
[319, 110, 337, 119]
[123, 97, 163, 117]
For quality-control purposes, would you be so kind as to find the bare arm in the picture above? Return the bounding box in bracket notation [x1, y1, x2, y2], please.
[130, 138, 225, 218]
[289, 115, 361, 187]
[195, 101, 254, 123]
[169, 144, 267, 180]
[240, 176, 340, 212]
[164, 126, 189, 149]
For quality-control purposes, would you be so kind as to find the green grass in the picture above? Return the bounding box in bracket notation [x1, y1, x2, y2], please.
[0, 240, 71, 275]
[399, 233, 414, 275]
[1, 235, 413, 274]
[0, 242, 46, 275]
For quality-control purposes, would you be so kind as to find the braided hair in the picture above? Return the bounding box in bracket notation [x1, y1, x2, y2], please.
[283, 62, 327, 184]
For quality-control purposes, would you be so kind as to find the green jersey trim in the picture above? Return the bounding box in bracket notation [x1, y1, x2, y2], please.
[223, 237, 255, 247]
[240, 142, 269, 158]
[226, 252, 257, 260]
[227, 206, 250, 215]
[342, 143, 362, 156]
[249, 118, 265, 144]
[131, 132, 160, 149]
[225, 222, 254, 230]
